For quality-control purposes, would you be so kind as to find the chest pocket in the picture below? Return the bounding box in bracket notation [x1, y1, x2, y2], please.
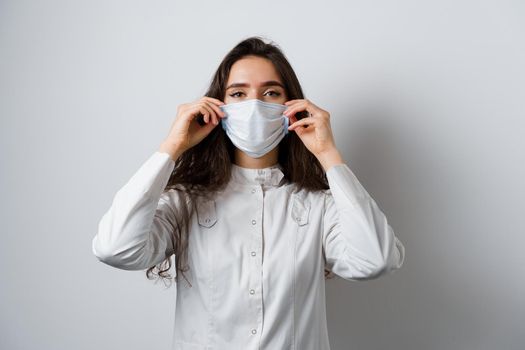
[196, 198, 218, 228]
[291, 192, 310, 226]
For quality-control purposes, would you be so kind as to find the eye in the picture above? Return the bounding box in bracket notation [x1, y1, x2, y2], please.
[265, 90, 281, 97]
[229, 91, 244, 98]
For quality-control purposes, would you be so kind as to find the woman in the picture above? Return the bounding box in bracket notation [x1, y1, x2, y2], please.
[92, 36, 405, 350]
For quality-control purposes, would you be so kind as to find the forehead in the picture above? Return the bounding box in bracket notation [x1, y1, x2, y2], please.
[227, 56, 282, 85]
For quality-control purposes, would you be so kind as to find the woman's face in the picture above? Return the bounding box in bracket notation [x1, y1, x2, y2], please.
[223, 55, 288, 105]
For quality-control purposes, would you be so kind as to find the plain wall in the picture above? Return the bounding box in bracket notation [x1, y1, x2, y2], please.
[1, 1, 524, 349]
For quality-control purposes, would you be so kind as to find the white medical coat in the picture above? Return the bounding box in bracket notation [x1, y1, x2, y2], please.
[92, 151, 405, 350]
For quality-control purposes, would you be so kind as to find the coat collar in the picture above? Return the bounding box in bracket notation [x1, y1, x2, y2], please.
[230, 163, 286, 187]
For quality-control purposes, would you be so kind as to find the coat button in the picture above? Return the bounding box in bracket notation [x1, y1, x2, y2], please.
[250, 289, 255, 295]
[251, 219, 256, 225]
[251, 251, 256, 257]
[251, 329, 257, 334]
[251, 188, 256, 193]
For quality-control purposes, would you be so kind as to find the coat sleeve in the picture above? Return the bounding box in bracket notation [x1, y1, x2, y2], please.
[322, 163, 405, 280]
[92, 151, 180, 271]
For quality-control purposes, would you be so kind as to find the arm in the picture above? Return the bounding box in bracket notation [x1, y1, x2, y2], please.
[92, 151, 180, 271]
[322, 163, 405, 280]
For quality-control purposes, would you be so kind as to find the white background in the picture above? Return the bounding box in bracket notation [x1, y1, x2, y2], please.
[1, 1, 524, 349]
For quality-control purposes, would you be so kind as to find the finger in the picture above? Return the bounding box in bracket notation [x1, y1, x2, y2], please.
[284, 102, 308, 117]
[283, 101, 303, 113]
[199, 103, 217, 125]
[288, 116, 317, 130]
[285, 112, 298, 125]
[204, 101, 226, 122]
[204, 102, 223, 125]
[287, 102, 322, 119]
[202, 96, 225, 106]
[189, 104, 212, 125]
[284, 99, 302, 105]
[206, 105, 219, 126]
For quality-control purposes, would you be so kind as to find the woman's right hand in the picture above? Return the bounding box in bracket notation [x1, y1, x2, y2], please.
[159, 97, 226, 159]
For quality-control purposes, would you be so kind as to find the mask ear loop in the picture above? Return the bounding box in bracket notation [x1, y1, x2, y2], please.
[283, 113, 290, 135]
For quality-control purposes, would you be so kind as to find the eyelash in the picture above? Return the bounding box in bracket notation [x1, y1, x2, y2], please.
[229, 90, 281, 98]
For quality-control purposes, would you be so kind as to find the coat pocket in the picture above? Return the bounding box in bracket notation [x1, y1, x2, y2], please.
[291, 192, 310, 226]
[196, 198, 218, 228]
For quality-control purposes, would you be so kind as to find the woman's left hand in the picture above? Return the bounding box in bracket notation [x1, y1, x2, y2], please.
[283, 99, 339, 158]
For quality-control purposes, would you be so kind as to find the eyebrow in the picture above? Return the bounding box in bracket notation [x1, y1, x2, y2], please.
[225, 80, 285, 90]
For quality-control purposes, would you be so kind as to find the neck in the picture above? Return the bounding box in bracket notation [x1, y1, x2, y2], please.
[233, 147, 279, 169]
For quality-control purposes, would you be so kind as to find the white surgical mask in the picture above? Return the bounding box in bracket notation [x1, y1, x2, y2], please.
[219, 99, 289, 158]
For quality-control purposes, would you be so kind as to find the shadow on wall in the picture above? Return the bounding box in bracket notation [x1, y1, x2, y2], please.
[324, 99, 516, 350]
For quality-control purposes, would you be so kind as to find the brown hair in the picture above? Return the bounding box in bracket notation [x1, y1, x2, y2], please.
[146, 36, 335, 287]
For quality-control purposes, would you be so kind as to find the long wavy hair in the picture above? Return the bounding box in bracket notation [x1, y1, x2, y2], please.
[146, 36, 335, 287]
